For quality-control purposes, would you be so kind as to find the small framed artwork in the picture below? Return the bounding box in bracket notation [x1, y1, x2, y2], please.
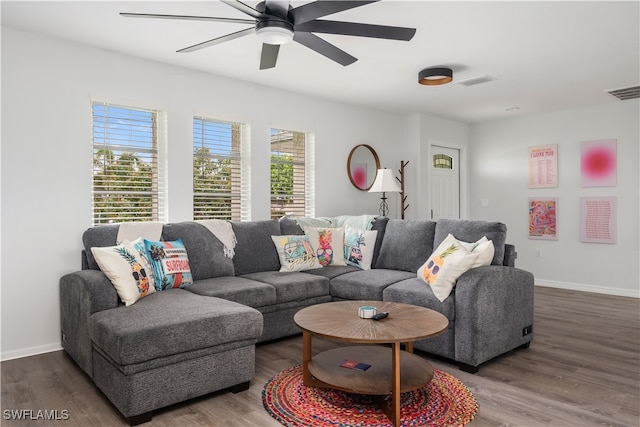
[581, 139, 617, 187]
[580, 197, 617, 244]
[528, 144, 558, 188]
[529, 198, 558, 240]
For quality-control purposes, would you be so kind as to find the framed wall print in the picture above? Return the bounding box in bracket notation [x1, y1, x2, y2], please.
[529, 198, 558, 240]
[528, 144, 558, 188]
[580, 197, 617, 244]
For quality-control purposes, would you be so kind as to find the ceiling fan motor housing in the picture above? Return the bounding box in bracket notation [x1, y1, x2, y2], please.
[256, 19, 294, 45]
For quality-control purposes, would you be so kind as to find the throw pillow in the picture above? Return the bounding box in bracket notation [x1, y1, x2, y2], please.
[144, 239, 194, 290]
[460, 236, 495, 268]
[303, 227, 347, 267]
[417, 234, 481, 302]
[343, 226, 378, 270]
[91, 240, 156, 306]
[271, 235, 321, 272]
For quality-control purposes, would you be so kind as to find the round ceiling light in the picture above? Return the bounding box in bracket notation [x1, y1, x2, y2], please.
[418, 67, 453, 86]
[256, 20, 294, 45]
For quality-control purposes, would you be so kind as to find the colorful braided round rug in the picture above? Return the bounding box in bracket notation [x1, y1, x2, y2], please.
[262, 365, 478, 427]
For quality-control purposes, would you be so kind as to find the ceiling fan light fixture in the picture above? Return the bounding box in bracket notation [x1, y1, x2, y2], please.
[256, 20, 294, 45]
[418, 67, 453, 86]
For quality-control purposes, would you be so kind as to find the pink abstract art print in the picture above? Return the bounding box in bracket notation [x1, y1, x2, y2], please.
[581, 139, 617, 187]
[529, 198, 558, 240]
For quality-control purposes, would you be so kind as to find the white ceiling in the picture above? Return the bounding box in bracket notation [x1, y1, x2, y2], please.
[2, 1, 639, 123]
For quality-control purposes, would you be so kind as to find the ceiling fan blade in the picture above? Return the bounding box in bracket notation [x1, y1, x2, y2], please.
[264, 0, 291, 19]
[260, 43, 280, 69]
[293, 32, 357, 66]
[220, 0, 263, 19]
[295, 20, 415, 41]
[120, 12, 255, 25]
[291, 1, 379, 25]
[177, 27, 255, 53]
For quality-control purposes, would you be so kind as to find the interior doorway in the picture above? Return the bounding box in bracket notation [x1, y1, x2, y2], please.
[430, 145, 460, 220]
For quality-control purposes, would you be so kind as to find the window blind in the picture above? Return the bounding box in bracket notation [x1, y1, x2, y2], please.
[92, 102, 165, 224]
[193, 117, 249, 221]
[270, 128, 314, 219]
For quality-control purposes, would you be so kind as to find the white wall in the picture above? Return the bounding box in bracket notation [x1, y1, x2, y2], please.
[0, 27, 407, 360]
[401, 114, 470, 220]
[469, 101, 640, 297]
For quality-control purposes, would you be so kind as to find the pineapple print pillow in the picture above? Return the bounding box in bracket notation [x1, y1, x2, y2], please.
[417, 234, 493, 302]
[303, 227, 347, 267]
[91, 238, 156, 306]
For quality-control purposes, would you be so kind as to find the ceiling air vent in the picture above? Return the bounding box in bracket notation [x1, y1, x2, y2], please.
[606, 86, 640, 101]
[455, 75, 497, 87]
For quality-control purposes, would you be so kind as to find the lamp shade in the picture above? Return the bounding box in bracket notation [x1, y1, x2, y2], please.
[369, 169, 401, 193]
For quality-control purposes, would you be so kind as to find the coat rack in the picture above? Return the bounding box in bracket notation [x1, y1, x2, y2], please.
[395, 161, 409, 219]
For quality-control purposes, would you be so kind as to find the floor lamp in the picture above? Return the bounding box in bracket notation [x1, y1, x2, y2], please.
[369, 168, 402, 217]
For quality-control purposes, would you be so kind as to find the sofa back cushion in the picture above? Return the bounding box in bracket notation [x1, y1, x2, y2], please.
[162, 222, 235, 280]
[231, 220, 282, 275]
[433, 219, 507, 265]
[375, 219, 436, 272]
[83, 224, 120, 270]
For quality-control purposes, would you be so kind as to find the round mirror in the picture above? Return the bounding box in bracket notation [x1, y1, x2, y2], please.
[347, 144, 380, 191]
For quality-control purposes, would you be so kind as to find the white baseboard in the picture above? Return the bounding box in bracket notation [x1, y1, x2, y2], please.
[1, 343, 62, 362]
[535, 279, 640, 298]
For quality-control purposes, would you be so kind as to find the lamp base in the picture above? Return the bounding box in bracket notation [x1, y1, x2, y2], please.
[379, 193, 389, 217]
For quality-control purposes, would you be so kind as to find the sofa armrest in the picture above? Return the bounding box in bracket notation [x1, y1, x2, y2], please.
[60, 270, 119, 377]
[453, 266, 534, 368]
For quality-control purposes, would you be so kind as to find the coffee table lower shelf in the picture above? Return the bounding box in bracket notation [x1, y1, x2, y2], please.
[306, 345, 434, 395]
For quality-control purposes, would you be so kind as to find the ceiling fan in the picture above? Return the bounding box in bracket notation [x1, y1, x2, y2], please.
[121, 0, 416, 70]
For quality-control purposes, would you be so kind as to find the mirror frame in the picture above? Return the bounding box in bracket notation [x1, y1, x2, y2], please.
[346, 144, 381, 191]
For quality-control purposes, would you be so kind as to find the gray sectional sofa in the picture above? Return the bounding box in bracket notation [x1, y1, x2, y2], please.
[60, 216, 534, 424]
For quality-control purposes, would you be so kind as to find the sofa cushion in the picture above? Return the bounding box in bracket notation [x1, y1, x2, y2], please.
[417, 233, 486, 302]
[383, 278, 456, 322]
[271, 235, 321, 272]
[90, 239, 156, 306]
[144, 239, 194, 290]
[305, 265, 360, 280]
[162, 222, 235, 280]
[330, 269, 415, 300]
[279, 218, 305, 235]
[434, 219, 507, 266]
[83, 224, 120, 270]
[303, 227, 347, 267]
[231, 220, 282, 275]
[89, 289, 263, 366]
[370, 216, 388, 268]
[344, 226, 378, 270]
[241, 271, 330, 304]
[186, 276, 277, 308]
[375, 219, 436, 272]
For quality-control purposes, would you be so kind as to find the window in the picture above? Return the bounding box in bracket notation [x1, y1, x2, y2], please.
[92, 102, 166, 225]
[433, 153, 453, 169]
[193, 117, 250, 220]
[270, 128, 315, 219]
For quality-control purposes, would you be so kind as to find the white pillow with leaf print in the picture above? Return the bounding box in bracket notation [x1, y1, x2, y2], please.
[91, 238, 156, 306]
[459, 236, 495, 268]
[417, 234, 481, 302]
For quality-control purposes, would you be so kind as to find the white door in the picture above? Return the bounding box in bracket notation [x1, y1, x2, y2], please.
[430, 146, 460, 220]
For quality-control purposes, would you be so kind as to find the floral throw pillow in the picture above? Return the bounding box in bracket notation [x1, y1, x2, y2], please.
[271, 235, 321, 272]
[343, 226, 378, 270]
[417, 234, 482, 302]
[303, 227, 347, 267]
[144, 239, 193, 290]
[91, 239, 155, 306]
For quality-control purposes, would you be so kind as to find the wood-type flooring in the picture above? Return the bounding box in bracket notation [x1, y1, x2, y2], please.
[2, 286, 639, 426]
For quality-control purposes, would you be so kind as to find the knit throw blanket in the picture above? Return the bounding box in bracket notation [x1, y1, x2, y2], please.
[116, 222, 163, 244]
[196, 220, 237, 259]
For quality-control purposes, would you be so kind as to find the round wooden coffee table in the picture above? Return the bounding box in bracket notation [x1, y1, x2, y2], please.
[294, 300, 449, 427]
